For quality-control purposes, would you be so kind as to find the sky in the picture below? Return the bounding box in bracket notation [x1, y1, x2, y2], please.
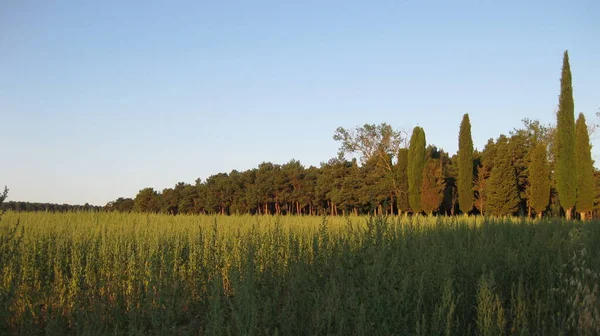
[1, 0, 599, 206]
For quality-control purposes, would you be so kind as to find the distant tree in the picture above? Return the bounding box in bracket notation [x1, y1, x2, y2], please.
[421, 158, 445, 215]
[161, 188, 179, 214]
[408, 127, 426, 214]
[134, 188, 161, 213]
[396, 148, 410, 214]
[458, 113, 474, 214]
[528, 143, 551, 218]
[106, 197, 135, 212]
[555, 50, 577, 220]
[576, 113, 594, 220]
[486, 136, 520, 216]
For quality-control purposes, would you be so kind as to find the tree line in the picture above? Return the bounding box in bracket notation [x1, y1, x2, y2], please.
[107, 51, 595, 218]
[0, 200, 103, 212]
[8, 51, 600, 218]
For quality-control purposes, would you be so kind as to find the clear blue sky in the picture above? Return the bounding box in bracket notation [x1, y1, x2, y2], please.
[1, 0, 599, 205]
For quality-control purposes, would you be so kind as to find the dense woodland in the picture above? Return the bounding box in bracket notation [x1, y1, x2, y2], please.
[4, 51, 599, 219]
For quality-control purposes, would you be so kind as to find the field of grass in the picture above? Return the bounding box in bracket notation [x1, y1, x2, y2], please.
[1, 212, 599, 335]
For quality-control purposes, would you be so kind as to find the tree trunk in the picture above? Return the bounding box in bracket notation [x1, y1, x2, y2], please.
[566, 208, 572, 220]
[537, 211, 542, 219]
[528, 206, 531, 218]
[580, 212, 587, 221]
[390, 202, 393, 215]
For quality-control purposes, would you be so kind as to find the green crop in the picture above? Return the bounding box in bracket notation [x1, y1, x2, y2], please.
[0, 212, 599, 335]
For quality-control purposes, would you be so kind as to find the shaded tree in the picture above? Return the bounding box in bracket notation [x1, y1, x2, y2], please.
[576, 113, 594, 220]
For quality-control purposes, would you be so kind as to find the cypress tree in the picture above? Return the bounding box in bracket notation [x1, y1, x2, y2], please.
[458, 113, 474, 214]
[486, 137, 520, 216]
[421, 158, 445, 215]
[555, 50, 577, 220]
[576, 113, 594, 220]
[408, 126, 426, 214]
[528, 142, 551, 218]
[396, 148, 410, 214]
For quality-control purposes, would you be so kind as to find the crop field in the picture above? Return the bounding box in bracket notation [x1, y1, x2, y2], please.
[1, 212, 599, 335]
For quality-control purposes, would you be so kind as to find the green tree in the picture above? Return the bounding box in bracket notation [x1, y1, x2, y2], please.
[421, 158, 445, 215]
[576, 113, 594, 220]
[486, 136, 520, 216]
[134, 187, 161, 213]
[555, 50, 577, 220]
[458, 113, 474, 214]
[528, 143, 551, 218]
[396, 148, 410, 214]
[408, 126, 426, 213]
[334, 123, 406, 207]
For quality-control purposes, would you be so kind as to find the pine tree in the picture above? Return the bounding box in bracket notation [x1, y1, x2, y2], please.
[396, 148, 410, 214]
[486, 137, 520, 216]
[421, 158, 445, 215]
[555, 50, 577, 220]
[528, 142, 550, 218]
[576, 113, 594, 220]
[408, 127, 426, 214]
[458, 113, 474, 214]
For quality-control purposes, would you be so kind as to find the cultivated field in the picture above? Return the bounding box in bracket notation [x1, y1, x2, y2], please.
[1, 212, 599, 335]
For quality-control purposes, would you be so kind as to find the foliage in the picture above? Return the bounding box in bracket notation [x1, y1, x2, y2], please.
[333, 123, 404, 167]
[486, 136, 520, 216]
[555, 50, 577, 218]
[134, 187, 161, 213]
[528, 143, 551, 217]
[458, 113, 474, 214]
[408, 126, 426, 214]
[421, 158, 445, 215]
[396, 148, 410, 214]
[576, 113, 595, 217]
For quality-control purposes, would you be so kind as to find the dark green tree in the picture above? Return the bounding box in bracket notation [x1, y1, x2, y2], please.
[408, 126, 426, 213]
[528, 143, 551, 218]
[458, 113, 474, 214]
[555, 50, 577, 220]
[396, 148, 410, 214]
[486, 136, 520, 216]
[576, 113, 594, 220]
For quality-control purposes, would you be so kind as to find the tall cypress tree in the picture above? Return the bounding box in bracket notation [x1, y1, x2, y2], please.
[528, 142, 551, 218]
[576, 113, 594, 220]
[486, 137, 520, 216]
[408, 127, 426, 214]
[458, 113, 474, 214]
[555, 50, 577, 220]
[396, 148, 410, 214]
